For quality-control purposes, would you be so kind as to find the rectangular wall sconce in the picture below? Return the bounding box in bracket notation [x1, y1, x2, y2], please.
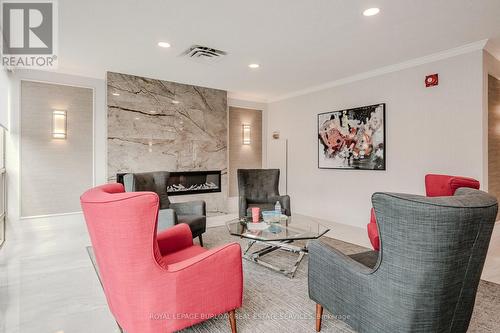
[242, 124, 251, 145]
[52, 110, 67, 139]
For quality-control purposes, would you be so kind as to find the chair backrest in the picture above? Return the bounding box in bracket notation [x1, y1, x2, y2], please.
[80, 184, 167, 327]
[372, 188, 497, 331]
[425, 174, 480, 197]
[123, 171, 171, 209]
[237, 169, 280, 200]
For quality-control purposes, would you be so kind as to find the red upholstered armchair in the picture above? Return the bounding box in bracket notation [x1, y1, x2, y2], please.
[367, 174, 480, 251]
[81, 184, 243, 333]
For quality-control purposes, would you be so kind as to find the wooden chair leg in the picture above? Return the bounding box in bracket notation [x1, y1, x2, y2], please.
[228, 310, 237, 333]
[316, 303, 323, 332]
[198, 234, 204, 247]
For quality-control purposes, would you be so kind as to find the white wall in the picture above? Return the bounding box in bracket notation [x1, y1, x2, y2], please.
[6, 70, 105, 221]
[0, 69, 11, 129]
[267, 50, 485, 228]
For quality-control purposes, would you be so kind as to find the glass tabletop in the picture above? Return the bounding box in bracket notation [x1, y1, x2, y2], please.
[226, 215, 330, 242]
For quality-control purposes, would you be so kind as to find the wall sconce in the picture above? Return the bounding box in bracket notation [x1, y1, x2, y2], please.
[52, 110, 67, 139]
[242, 124, 251, 145]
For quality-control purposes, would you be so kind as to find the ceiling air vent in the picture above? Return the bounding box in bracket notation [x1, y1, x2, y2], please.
[181, 45, 227, 64]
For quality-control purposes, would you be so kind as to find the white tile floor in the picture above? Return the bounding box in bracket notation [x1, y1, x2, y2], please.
[0, 214, 499, 333]
[0, 214, 119, 333]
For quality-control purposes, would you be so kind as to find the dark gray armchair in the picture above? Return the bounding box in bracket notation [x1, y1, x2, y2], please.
[237, 169, 291, 218]
[309, 188, 498, 333]
[122, 171, 206, 246]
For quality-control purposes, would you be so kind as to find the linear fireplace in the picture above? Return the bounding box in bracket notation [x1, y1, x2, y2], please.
[116, 170, 222, 196]
[167, 170, 221, 196]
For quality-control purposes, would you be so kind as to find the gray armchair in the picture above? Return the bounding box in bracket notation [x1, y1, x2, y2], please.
[309, 188, 498, 333]
[237, 169, 291, 218]
[123, 171, 207, 246]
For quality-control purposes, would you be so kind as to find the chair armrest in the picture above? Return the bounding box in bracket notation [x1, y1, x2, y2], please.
[157, 223, 193, 255]
[308, 240, 376, 318]
[239, 196, 247, 218]
[308, 239, 375, 299]
[309, 240, 375, 277]
[278, 195, 291, 215]
[167, 243, 243, 314]
[170, 200, 206, 216]
[168, 242, 242, 272]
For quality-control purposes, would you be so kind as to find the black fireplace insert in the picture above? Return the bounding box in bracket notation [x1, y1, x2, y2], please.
[116, 170, 222, 196]
[166, 170, 221, 196]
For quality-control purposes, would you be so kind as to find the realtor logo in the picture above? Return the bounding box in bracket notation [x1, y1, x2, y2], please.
[1, 0, 58, 68]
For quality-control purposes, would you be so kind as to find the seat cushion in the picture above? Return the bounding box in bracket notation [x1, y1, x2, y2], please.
[177, 215, 206, 235]
[349, 250, 379, 269]
[367, 208, 380, 251]
[367, 222, 379, 251]
[162, 244, 207, 265]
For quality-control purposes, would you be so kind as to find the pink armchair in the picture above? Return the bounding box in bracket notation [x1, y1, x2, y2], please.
[81, 183, 243, 333]
[367, 174, 480, 251]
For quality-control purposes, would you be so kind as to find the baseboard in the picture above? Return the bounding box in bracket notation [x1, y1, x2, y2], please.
[20, 211, 83, 220]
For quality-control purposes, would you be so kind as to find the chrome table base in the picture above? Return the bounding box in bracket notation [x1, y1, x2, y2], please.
[242, 239, 307, 278]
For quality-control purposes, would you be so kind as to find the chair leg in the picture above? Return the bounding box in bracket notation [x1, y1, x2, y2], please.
[228, 310, 237, 333]
[315, 303, 323, 332]
[198, 234, 204, 247]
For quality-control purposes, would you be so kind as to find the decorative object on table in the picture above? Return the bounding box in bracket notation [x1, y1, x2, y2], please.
[310, 188, 497, 333]
[238, 168, 291, 218]
[318, 103, 385, 170]
[247, 222, 269, 231]
[274, 200, 282, 213]
[121, 171, 207, 246]
[80, 183, 243, 333]
[367, 173, 480, 251]
[251, 207, 260, 223]
[226, 215, 329, 278]
[261, 210, 284, 224]
[268, 223, 283, 234]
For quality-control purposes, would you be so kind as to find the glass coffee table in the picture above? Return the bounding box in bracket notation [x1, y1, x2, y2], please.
[226, 215, 330, 278]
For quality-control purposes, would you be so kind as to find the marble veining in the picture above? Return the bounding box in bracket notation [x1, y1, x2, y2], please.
[107, 72, 228, 213]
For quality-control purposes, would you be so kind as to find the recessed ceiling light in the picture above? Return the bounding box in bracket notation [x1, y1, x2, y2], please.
[158, 41, 171, 48]
[363, 8, 380, 16]
[248, 63, 260, 69]
[112, 92, 120, 96]
[172, 100, 180, 104]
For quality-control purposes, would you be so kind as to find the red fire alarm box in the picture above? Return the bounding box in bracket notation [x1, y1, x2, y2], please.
[425, 74, 439, 87]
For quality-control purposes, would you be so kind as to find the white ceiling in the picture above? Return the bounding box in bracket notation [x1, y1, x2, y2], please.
[57, 0, 500, 102]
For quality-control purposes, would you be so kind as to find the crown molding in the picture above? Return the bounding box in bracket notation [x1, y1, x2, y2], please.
[269, 39, 488, 103]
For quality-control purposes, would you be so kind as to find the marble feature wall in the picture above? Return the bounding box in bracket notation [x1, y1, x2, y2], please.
[107, 72, 228, 213]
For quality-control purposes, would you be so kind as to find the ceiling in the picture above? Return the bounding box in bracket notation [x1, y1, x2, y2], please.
[57, 0, 500, 102]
